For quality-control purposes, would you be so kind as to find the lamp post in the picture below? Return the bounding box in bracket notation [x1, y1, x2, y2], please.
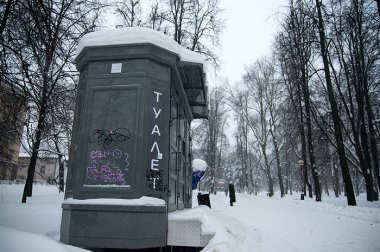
[298, 159, 305, 200]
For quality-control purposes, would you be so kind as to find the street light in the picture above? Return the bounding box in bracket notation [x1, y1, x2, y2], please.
[298, 159, 305, 200]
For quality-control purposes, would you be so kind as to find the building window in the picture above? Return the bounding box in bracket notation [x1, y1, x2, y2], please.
[40, 165, 46, 174]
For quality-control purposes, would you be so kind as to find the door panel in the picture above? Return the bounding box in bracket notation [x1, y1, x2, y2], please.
[168, 87, 192, 211]
[168, 94, 179, 211]
[84, 86, 138, 188]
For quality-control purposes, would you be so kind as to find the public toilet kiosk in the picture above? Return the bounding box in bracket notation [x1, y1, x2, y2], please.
[60, 27, 208, 249]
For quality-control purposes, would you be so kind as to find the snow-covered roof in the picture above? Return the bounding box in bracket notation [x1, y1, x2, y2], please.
[18, 152, 63, 159]
[76, 27, 209, 120]
[18, 152, 31, 158]
[76, 27, 205, 64]
[192, 159, 207, 172]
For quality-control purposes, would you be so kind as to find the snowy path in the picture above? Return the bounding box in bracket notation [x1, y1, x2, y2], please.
[0, 184, 379, 251]
[201, 192, 380, 252]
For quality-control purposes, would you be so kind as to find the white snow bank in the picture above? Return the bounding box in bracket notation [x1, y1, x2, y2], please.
[192, 159, 207, 171]
[0, 226, 87, 252]
[63, 196, 165, 206]
[76, 27, 205, 64]
[169, 205, 248, 251]
[169, 205, 218, 235]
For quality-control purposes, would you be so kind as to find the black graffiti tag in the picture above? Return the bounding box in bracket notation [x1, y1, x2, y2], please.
[89, 128, 131, 149]
[146, 169, 164, 191]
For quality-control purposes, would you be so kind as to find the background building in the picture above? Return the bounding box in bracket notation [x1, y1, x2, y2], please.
[0, 80, 26, 180]
[17, 154, 62, 183]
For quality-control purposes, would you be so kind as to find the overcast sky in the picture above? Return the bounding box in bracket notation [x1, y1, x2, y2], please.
[215, 0, 288, 87]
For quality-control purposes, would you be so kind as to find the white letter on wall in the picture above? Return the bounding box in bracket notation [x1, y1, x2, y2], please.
[151, 125, 161, 136]
[153, 107, 162, 118]
[150, 142, 163, 159]
[154, 91, 162, 103]
[151, 159, 159, 170]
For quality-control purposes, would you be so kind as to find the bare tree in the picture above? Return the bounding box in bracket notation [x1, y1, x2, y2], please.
[262, 57, 287, 198]
[115, 0, 142, 27]
[224, 86, 251, 192]
[243, 59, 275, 197]
[147, 1, 167, 31]
[205, 88, 228, 193]
[326, 0, 380, 201]
[147, 0, 223, 66]
[275, 0, 324, 201]
[1, 0, 104, 202]
[276, 26, 312, 198]
[314, 0, 356, 205]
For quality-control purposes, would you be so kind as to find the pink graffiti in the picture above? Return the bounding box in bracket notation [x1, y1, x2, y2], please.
[87, 148, 128, 184]
[90, 149, 122, 159]
[87, 165, 125, 183]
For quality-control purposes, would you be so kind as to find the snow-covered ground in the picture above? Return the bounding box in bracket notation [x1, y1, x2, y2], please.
[0, 183, 379, 251]
[195, 191, 380, 252]
[0, 183, 87, 252]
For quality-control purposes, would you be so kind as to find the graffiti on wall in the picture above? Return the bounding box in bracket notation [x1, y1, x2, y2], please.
[146, 169, 164, 191]
[83, 89, 137, 186]
[86, 148, 129, 185]
[88, 128, 131, 149]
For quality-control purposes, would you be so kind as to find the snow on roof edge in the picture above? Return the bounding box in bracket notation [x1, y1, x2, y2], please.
[63, 196, 166, 207]
[76, 27, 205, 65]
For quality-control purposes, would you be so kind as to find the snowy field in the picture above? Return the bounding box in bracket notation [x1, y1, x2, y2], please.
[0, 184, 379, 252]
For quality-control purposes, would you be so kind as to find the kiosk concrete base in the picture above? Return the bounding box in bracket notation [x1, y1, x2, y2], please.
[60, 202, 167, 249]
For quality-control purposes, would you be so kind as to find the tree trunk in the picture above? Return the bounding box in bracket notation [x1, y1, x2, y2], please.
[353, 168, 360, 196]
[315, 0, 356, 205]
[359, 114, 377, 201]
[0, 0, 13, 36]
[296, 83, 311, 198]
[334, 23, 375, 201]
[54, 133, 64, 192]
[302, 71, 321, 201]
[360, 6, 380, 195]
[270, 127, 285, 197]
[367, 99, 380, 192]
[351, 0, 378, 201]
[245, 122, 249, 191]
[22, 115, 45, 202]
[332, 158, 339, 197]
[284, 135, 290, 194]
[262, 143, 274, 197]
[323, 170, 329, 196]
